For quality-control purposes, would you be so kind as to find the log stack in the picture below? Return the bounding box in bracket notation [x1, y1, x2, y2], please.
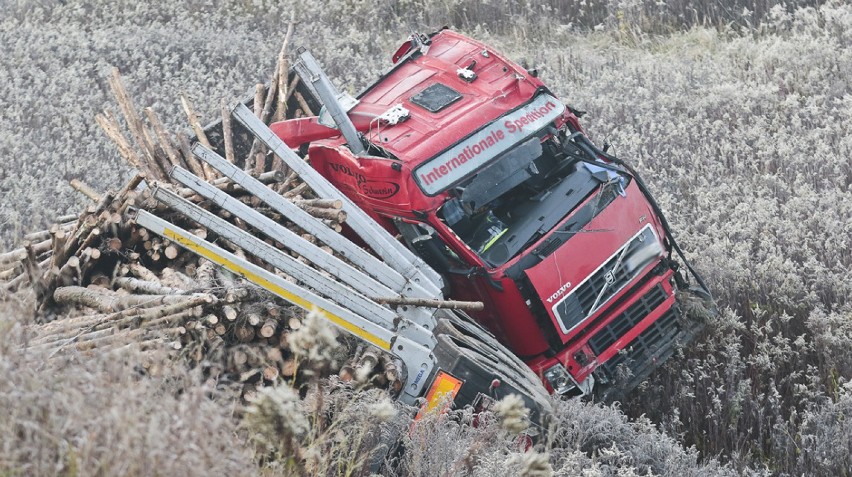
[0, 31, 400, 398]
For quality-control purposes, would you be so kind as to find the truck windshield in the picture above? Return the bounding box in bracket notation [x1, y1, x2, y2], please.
[437, 129, 622, 267]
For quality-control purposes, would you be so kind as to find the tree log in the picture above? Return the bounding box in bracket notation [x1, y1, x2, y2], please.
[22, 241, 48, 300]
[282, 182, 310, 199]
[176, 131, 208, 179]
[180, 93, 216, 180]
[127, 263, 160, 283]
[295, 203, 346, 222]
[235, 325, 255, 342]
[262, 365, 280, 381]
[113, 276, 187, 296]
[260, 319, 277, 338]
[33, 295, 210, 346]
[222, 305, 239, 322]
[70, 179, 102, 202]
[109, 68, 165, 180]
[243, 83, 265, 172]
[96, 110, 149, 175]
[281, 358, 297, 377]
[374, 296, 485, 311]
[247, 313, 262, 327]
[143, 107, 182, 170]
[220, 98, 236, 165]
[274, 15, 296, 123]
[292, 198, 342, 209]
[53, 286, 214, 313]
[0, 239, 51, 267]
[294, 91, 314, 116]
[0, 263, 22, 281]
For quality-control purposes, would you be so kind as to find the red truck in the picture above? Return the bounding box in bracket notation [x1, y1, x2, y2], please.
[268, 28, 712, 401]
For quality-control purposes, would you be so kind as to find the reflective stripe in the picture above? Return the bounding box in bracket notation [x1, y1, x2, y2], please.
[481, 227, 509, 253]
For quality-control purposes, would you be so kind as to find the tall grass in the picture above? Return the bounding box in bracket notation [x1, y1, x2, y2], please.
[2, 0, 852, 474]
[0, 298, 255, 476]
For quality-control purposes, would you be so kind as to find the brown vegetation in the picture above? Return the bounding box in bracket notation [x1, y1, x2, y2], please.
[1, 0, 851, 475]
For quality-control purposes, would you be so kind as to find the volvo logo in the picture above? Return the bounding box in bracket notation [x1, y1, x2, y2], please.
[604, 270, 615, 285]
[547, 280, 573, 303]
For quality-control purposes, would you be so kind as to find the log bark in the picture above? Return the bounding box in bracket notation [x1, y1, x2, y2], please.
[62, 215, 98, 264]
[292, 198, 342, 209]
[97, 110, 149, 175]
[114, 276, 187, 296]
[22, 241, 48, 299]
[57, 256, 81, 286]
[69, 179, 102, 202]
[114, 173, 146, 214]
[273, 15, 296, 123]
[194, 260, 216, 288]
[374, 296, 485, 311]
[179, 93, 215, 180]
[0, 239, 51, 266]
[53, 286, 214, 313]
[282, 182, 310, 199]
[23, 229, 51, 243]
[284, 75, 301, 105]
[294, 91, 314, 116]
[296, 203, 346, 222]
[143, 107, 182, 170]
[0, 263, 22, 281]
[127, 263, 160, 283]
[220, 98, 236, 165]
[2, 269, 29, 292]
[177, 131, 208, 179]
[44, 323, 187, 355]
[109, 68, 164, 179]
[246, 83, 266, 173]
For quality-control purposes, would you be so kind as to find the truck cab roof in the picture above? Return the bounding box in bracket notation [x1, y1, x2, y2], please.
[354, 29, 549, 170]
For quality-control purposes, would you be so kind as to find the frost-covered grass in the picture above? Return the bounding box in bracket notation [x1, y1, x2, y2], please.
[0, 298, 256, 476]
[2, 0, 852, 475]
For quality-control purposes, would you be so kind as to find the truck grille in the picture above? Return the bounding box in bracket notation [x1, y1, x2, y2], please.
[594, 304, 682, 381]
[588, 283, 668, 355]
[553, 225, 660, 333]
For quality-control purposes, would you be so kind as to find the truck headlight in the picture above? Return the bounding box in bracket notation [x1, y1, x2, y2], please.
[543, 363, 578, 395]
[623, 227, 664, 273]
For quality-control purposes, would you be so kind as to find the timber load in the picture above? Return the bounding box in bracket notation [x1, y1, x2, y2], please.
[0, 46, 416, 398]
